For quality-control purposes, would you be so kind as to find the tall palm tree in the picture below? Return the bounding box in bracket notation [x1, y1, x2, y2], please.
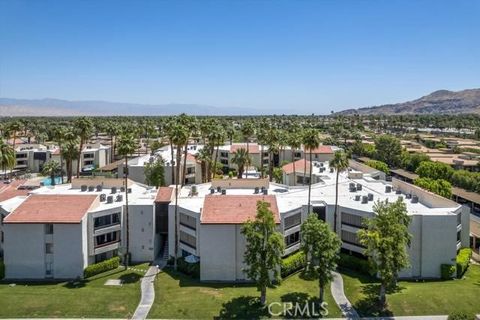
[195, 147, 211, 183]
[231, 148, 252, 179]
[5, 121, 21, 179]
[287, 131, 302, 186]
[117, 133, 137, 269]
[171, 124, 189, 271]
[52, 126, 67, 184]
[0, 140, 15, 179]
[329, 151, 349, 233]
[106, 121, 120, 163]
[303, 129, 321, 214]
[42, 160, 60, 186]
[241, 121, 254, 178]
[62, 140, 80, 183]
[74, 117, 93, 178]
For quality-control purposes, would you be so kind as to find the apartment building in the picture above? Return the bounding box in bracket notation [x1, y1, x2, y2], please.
[14, 144, 53, 173]
[0, 177, 159, 279]
[169, 163, 469, 281]
[51, 143, 112, 175]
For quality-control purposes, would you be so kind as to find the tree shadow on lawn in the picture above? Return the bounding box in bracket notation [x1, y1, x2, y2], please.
[354, 283, 406, 317]
[215, 296, 270, 319]
[119, 272, 143, 284]
[280, 292, 329, 319]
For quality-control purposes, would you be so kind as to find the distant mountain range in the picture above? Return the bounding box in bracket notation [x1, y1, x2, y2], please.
[338, 88, 480, 115]
[0, 98, 266, 116]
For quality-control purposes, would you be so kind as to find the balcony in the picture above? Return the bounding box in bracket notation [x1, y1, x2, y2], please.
[94, 240, 121, 255]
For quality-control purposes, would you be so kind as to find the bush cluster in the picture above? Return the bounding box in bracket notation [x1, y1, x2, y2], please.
[280, 251, 306, 278]
[0, 259, 5, 280]
[83, 256, 120, 278]
[365, 160, 390, 174]
[338, 253, 374, 275]
[176, 257, 200, 278]
[456, 248, 472, 278]
[440, 264, 456, 280]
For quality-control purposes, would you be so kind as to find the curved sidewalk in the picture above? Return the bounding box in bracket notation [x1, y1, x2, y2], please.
[131, 261, 164, 320]
[331, 271, 359, 319]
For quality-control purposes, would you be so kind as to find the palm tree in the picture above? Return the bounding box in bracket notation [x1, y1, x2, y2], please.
[5, 121, 21, 179]
[171, 124, 189, 271]
[0, 140, 15, 179]
[231, 148, 252, 179]
[329, 151, 349, 233]
[52, 126, 67, 184]
[106, 121, 120, 163]
[117, 133, 137, 269]
[195, 147, 211, 183]
[42, 160, 60, 186]
[303, 129, 321, 214]
[74, 117, 93, 178]
[287, 131, 302, 186]
[241, 121, 254, 178]
[62, 140, 80, 183]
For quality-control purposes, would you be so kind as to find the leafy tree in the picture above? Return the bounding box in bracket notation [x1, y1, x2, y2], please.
[329, 151, 349, 232]
[242, 201, 284, 306]
[231, 147, 252, 179]
[414, 177, 452, 198]
[301, 214, 341, 303]
[272, 167, 283, 183]
[374, 135, 402, 167]
[144, 157, 165, 188]
[42, 160, 60, 186]
[365, 159, 390, 174]
[401, 152, 430, 172]
[358, 199, 412, 308]
[415, 161, 454, 180]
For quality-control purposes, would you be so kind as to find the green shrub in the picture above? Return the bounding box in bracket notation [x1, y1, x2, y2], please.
[448, 311, 470, 320]
[176, 257, 200, 278]
[338, 253, 374, 275]
[440, 264, 456, 280]
[0, 259, 4, 280]
[365, 160, 390, 174]
[456, 248, 472, 278]
[281, 251, 306, 278]
[84, 256, 120, 278]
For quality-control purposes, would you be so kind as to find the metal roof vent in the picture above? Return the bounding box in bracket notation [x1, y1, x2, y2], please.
[263, 189, 268, 195]
[368, 193, 374, 201]
[88, 186, 95, 192]
[406, 193, 412, 199]
[100, 194, 106, 202]
[217, 186, 222, 193]
[355, 194, 361, 201]
[120, 186, 125, 192]
[210, 188, 215, 194]
[221, 189, 226, 195]
[111, 187, 117, 194]
[395, 189, 402, 194]
[386, 175, 392, 182]
[385, 186, 392, 193]
[96, 185, 103, 192]
[411, 195, 419, 204]
[127, 188, 132, 193]
[116, 194, 123, 202]
[361, 195, 368, 204]
[254, 187, 259, 194]
[81, 185, 88, 192]
[356, 183, 362, 191]
[106, 195, 114, 203]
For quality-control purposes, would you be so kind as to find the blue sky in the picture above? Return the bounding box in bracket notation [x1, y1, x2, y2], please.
[0, 0, 479, 114]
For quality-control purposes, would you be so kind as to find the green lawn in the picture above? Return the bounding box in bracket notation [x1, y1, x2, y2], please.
[149, 269, 341, 319]
[342, 265, 480, 317]
[0, 263, 149, 318]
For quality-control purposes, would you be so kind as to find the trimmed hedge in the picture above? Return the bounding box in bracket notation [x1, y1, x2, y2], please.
[456, 248, 472, 278]
[177, 257, 200, 278]
[0, 259, 4, 280]
[281, 251, 306, 278]
[338, 253, 374, 275]
[440, 264, 456, 280]
[84, 256, 120, 278]
[448, 311, 470, 320]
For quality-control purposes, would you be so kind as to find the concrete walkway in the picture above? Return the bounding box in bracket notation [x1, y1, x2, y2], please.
[131, 260, 166, 320]
[330, 271, 360, 319]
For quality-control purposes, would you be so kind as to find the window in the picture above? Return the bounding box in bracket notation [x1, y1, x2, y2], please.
[187, 167, 195, 174]
[84, 160, 94, 165]
[180, 213, 196, 230]
[95, 231, 120, 247]
[285, 231, 300, 247]
[221, 159, 229, 165]
[294, 152, 301, 158]
[45, 224, 54, 235]
[83, 153, 94, 159]
[341, 230, 364, 247]
[284, 213, 301, 230]
[45, 262, 53, 276]
[220, 152, 228, 158]
[341, 212, 364, 228]
[457, 213, 462, 226]
[180, 231, 196, 249]
[45, 243, 53, 254]
[312, 206, 326, 221]
[94, 213, 120, 229]
[296, 176, 310, 184]
[457, 230, 462, 242]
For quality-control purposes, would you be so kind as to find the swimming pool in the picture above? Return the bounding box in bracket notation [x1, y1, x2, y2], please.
[42, 176, 63, 186]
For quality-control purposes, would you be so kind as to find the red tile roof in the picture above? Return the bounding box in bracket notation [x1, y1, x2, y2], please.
[282, 159, 311, 174]
[230, 143, 260, 154]
[186, 153, 197, 163]
[201, 195, 280, 224]
[155, 187, 174, 203]
[0, 180, 30, 202]
[4, 194, 98, 224]
[303, 145, 333, 154]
